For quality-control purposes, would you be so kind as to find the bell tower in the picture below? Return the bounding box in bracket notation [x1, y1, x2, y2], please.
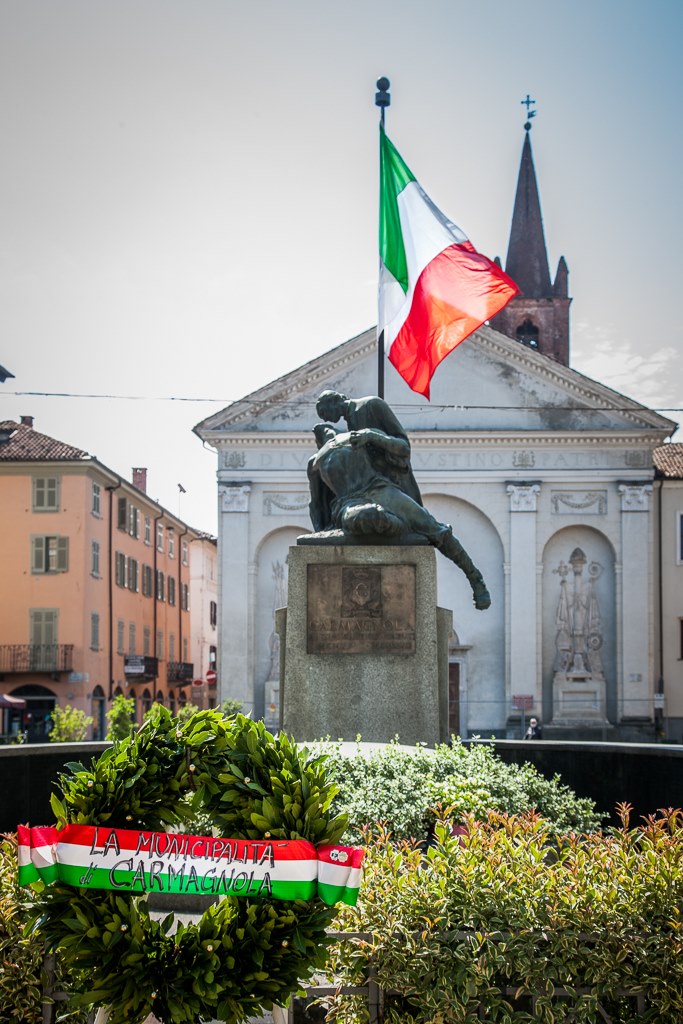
[490, 99, 571, 365]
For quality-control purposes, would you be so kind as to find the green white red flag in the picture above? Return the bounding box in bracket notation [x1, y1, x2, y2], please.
[17, 824, 363, 907]
[379, 124, 519, 399]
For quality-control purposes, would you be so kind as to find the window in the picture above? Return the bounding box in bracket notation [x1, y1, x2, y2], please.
[117, 497, 127, 531]
[143, 626, 151, 656]
[156, 570, 165, 601]
[209, 645, 217, 669]
[92, 481, 101, 516]
[182, 540, 189, 566]
[31, 536, 69, 573]
[91, 540, 101, 577]
[156, 523, 164, 552]
[128, 503, 140, 539]
[210, 600, 217, 627]
[115, 551, 127, 588]
[144, 516, 151, 545]
[117, 619, 125, 654]
[90, 612, 100, 650]
[142, 564, 153, 597]
[167, 576, 176, 606]
[168, 530, 175, 559]
[129, 622, 136, 655]
[169, 634, 176, 662]
[181, 583, 189, 611]
[127, 557, 139, 593]
[33, 477, 60, 512]
[30, 608, 58, 646]
[157, 630, 164, 660]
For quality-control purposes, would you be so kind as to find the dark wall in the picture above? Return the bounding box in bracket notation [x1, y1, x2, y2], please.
[466, 740, 683, 826]
[0, 742, 108, 833]
[1, 739, 682, 834]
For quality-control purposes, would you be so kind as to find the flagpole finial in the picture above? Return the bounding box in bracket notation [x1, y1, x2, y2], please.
[375, 77, 390, 127]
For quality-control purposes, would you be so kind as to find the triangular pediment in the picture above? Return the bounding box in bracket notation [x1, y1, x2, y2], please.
[194, 326, 676, 441]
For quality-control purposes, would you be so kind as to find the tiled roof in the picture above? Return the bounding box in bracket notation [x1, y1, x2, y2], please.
[0, 420, 92, 462]
[653, 443, 683, 479]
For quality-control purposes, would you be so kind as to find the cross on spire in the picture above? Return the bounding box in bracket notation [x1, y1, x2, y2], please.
[521, 94, 537, 131]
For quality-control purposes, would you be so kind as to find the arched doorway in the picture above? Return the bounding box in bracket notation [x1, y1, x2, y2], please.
[91, 686, 106, 740]
[10, 684, 57, 742]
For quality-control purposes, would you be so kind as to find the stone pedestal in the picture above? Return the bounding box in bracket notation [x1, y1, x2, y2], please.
[278, 544, 452, 746]
[551, 672, 608, 725]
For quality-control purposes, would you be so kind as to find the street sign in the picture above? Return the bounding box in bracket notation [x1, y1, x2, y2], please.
[192, 679, 203, 687]
[206, 669, 217, 686]
[512, 694, 534, 710]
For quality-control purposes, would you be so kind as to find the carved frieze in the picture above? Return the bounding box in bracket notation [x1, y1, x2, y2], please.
[551, 491, 607, 515]
[263, 493, 310, 516]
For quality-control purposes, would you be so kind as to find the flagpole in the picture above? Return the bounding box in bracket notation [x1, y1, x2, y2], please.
[375, 76, 390, 399]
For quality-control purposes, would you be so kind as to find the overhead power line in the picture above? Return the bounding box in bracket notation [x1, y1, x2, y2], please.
[5, 389, 683, 414]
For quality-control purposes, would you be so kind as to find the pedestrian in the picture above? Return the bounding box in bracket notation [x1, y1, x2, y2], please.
[525, 717, 543, 740]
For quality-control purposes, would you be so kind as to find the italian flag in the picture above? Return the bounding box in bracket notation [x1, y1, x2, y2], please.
[379, 125, 519, 399]
[17, 824, 364, 907]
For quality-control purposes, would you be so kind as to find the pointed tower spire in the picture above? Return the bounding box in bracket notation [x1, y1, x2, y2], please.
[505, 132, 552, 296]
[490, 106, 571, 365]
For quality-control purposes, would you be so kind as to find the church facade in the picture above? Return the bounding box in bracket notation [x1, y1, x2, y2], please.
[195, 130, 676, 741]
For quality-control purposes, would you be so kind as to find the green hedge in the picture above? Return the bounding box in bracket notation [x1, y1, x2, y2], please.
[322, 740, 603, 840]
[0, 835, 88, 1023]
[328, 806, 683, 1023]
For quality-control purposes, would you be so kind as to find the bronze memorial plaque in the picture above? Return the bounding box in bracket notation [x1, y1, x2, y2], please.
[307, 563, 416, 655]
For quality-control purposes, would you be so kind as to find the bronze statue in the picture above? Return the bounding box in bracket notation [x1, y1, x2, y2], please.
[307, 421, 490, 610]
[315, 390, 423, 505]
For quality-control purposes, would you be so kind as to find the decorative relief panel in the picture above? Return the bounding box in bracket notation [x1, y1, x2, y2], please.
[263, 493, 310, 516]
[220, 484, 251, 513]
[506, 483, 540, 512]
[624, 451, 648, 469]
[551, 491, 607, 515]
[220, 450, 246, 470]
[618, 483, 652, 512]
[512, 450, 535, 469]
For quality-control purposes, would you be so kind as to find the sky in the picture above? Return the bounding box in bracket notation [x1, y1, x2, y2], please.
[1, 0, 682, 535]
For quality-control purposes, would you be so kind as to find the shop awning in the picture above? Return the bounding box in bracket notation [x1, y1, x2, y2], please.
[0, 694, 27, 709]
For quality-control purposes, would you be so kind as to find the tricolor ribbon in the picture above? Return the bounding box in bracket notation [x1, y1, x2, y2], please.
[17, 824, 364, 907]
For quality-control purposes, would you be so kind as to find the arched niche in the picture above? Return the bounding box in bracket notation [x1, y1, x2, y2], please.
[542, 526, 617, 724]
[253, 525, 305, 722]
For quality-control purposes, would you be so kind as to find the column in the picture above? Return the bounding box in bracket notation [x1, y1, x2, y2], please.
[618, 483, 653, 721]
[218, 483, 252, 711]
[506, 483, 541, 718]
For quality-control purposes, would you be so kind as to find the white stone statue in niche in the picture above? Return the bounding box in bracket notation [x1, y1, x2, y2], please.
[551, 547, 607, 725]
[554, 548, 604, 676]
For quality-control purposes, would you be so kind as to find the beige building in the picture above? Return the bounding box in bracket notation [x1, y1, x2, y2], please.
[195, 128, 678, 742]
[0, 417, 213, 741]
[653, 444, 683, 741]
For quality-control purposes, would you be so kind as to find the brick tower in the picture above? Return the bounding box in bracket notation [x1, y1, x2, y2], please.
[491, 125, 571, 365]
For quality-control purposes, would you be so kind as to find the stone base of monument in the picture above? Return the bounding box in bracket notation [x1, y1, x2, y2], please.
[550, 672, 609, 726]
[277, 543, 452, 747]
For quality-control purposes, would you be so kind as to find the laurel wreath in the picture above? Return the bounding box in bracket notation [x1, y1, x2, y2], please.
[29, 708, 348, 1024]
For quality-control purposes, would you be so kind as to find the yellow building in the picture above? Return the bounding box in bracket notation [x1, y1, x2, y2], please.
[0, 416, 208, 741]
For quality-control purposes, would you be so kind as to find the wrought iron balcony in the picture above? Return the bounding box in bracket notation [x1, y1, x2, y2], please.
[167, 661, 194, 684]
[0, 644, 74, 674]
[123, 655, 159, 680]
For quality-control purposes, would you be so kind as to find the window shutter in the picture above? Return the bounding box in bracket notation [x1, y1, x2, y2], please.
[117, 497, 127, 530]
[56, 537, 69, 572]
[31, 537, 45, 572]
